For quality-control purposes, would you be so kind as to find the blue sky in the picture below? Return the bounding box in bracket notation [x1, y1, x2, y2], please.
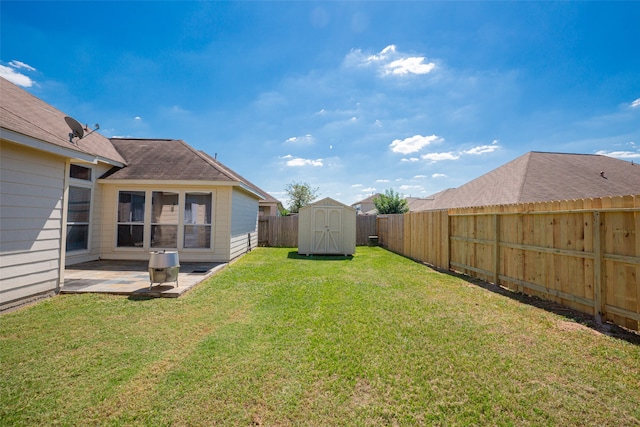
[2, 1, 639, 207]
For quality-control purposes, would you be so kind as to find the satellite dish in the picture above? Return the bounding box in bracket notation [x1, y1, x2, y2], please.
[65, 116, 84, 142]
[64, 116, 99, 143]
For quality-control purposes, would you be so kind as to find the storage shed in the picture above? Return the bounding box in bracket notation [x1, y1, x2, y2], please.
[298, 197, 356, 256]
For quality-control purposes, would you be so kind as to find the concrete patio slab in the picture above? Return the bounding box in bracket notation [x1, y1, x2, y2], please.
[62, 260, 227, 298]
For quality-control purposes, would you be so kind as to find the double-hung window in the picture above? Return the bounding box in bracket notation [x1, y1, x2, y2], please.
[151, 191, 179, 248]
[117, 191, 145, 247]
[66, 164, 92, 252]
[184, 192, 212, 248]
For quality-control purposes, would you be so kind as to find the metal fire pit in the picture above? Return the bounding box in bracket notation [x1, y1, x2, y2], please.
[149, 250, 180, 289]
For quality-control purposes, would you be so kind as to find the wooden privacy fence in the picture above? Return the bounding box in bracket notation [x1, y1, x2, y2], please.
[377, 196, 640, 331]
[258, 214, 377, 247]
[258, 215, 298, 247]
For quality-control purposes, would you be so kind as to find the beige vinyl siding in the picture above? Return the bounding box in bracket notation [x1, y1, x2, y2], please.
[229, 188, 259, 259]
[0, 142, 64, 307]
[213, 187, 232, 261]
[98, 183, 232, 262]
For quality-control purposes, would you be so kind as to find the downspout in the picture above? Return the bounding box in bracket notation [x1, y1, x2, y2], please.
[58, 159, 71, 291]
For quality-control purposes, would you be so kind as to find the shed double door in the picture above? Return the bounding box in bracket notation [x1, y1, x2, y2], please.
[312, 206, 342, 254]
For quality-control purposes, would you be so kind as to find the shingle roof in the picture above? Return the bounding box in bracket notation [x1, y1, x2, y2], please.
[0, 77, 126, 165]
[351, 193, 382, 206]
[102, 138, 265, 199]
[198, 150, 272, 201]
[414, 152, 640, 210]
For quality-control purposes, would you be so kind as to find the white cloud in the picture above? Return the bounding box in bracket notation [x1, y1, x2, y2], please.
[285, 134, 314, 144]
[631, 98, 640, 108]
[399, 185, 422, 191]
[421, 152, 460, 161]
[366, 44, 397, 62]
[401, 157, 420, 162]
[464, 144, 500, 155]
[432, 173, 447, 178]
[352, 184, 363, 188]
[347, 44, 436, 77]
[0, 64, 34, 87]
[595, 150, 640, 159]
[134, 116, 142, 121]
[386, 57, 436, 75]
[286, 157, 323, 167]
[390, 134, 441, 154]
[414, 175, 427, 179]
[361, 187, 376, 193]
[376, 179, 390, 183]
[9, 60, 36, 71]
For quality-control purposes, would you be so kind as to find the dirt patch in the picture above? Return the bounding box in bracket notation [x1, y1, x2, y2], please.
[557, 320, 603, 336]
[424, 263, 640, 345]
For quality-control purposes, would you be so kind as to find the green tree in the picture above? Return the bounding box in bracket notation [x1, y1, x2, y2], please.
[373, 189, 409, 214]
[284, 181, 320, 213]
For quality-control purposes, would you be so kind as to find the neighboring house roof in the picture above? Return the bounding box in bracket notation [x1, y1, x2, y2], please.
[102, 138, 264, 199]
[260, 192, 281, 205]
[414, 152, 640, 210]
[0, 77, 126, 165]
[351, 193, 381, 207]
[351, 193, 381, 215]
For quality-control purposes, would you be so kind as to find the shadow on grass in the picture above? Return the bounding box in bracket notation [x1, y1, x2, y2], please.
[419, 261, 640, 346]
[127, 295, 157, 301]
[287, 251, 353, 261]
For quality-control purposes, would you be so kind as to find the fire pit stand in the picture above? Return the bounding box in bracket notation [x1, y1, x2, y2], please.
[148, 250, 180, 289]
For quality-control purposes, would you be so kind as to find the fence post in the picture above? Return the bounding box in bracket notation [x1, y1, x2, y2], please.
[593, 210, 605, 323]
[493, 213, 500, 285]
[446, 212, 451, 271]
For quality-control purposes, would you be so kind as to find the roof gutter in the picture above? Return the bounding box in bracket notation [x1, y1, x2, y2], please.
[97, 178, 266, 200]
[1, 127, 125, 167]
[238, 181, 266, 200]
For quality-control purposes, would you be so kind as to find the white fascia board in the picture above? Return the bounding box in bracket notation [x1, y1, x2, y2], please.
[238, 182, 265, 200]
[0, 128, 125, 167]
[97, 178, 265, 200]
[96, 179, 239, 187]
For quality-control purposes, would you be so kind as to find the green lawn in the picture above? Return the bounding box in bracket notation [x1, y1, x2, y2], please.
[1, 247, 639, 426]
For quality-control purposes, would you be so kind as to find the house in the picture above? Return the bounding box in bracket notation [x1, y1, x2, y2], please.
[351, 193, 381, 215]
[258, 193, 284, 217]
[0, 77, 264, 310]
[409, 151, 640, 211]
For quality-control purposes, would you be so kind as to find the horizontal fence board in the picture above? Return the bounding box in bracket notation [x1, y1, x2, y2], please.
[258, 215, 378, 248]
[380, 195, 639, 331]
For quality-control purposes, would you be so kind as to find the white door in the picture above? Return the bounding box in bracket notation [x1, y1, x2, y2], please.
[312, 207, 342, 254]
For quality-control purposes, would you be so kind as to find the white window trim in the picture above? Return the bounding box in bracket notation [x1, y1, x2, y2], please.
[113, 189, 216, 252]
[65, 163, 95, 254]
[150, 190, 180, 250]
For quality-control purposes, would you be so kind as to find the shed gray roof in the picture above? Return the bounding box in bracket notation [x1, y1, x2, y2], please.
[413, 152, 640, 210]
[0, 77, 126, 165]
